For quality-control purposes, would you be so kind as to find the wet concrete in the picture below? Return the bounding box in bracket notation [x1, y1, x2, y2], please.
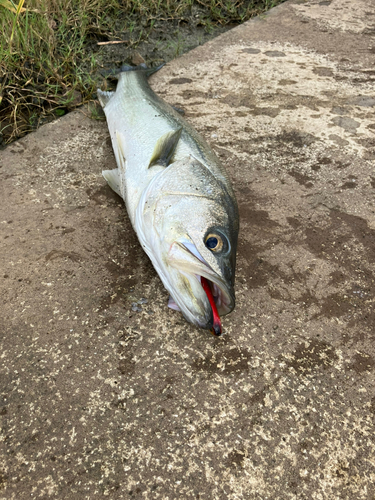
[1, 0, 375, 498]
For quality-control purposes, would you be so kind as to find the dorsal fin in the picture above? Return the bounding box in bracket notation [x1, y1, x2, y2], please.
[148, 127, 182, 168]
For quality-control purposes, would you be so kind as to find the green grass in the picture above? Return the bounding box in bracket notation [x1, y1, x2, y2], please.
[0, 0, 286, 145]
[0, 0, 116, 143]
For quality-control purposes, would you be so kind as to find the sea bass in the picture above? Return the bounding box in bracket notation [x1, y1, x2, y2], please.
[97, 64, 239, 336]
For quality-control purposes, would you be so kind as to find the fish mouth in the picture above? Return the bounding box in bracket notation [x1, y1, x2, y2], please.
[200, 276, 223, 336]
[168, 274, 231, 335]
[167, 241, 234, 334]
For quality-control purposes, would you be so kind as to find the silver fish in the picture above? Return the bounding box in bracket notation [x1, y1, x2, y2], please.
[97, 64, 239, 336]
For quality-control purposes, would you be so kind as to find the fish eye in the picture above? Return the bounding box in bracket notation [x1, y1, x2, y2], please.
[205, 233, 223, 252]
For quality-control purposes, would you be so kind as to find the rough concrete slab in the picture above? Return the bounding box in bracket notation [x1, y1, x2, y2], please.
[1, 0, 375, 498]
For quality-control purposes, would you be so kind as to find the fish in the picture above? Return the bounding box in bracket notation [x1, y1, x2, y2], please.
[97, 64, 239, 336]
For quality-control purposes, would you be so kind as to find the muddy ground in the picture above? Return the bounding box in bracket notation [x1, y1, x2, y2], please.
[94, 10, 235, 70]
[91, 15, 237, 109]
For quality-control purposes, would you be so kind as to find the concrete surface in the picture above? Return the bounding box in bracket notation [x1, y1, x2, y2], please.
[1, 0, 375, 498]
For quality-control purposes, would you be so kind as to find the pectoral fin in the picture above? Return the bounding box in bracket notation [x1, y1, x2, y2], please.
[148, 127, 182, 168]
[102, 169, 122, 198]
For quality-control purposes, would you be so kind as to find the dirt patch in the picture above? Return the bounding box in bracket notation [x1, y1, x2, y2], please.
[286, 339, 338, 374]
[192, 346, 252, 376]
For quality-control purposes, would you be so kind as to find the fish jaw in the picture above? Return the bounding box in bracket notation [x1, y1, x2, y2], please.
[165, 267, 230, 332]
[167, 240, 235, 317]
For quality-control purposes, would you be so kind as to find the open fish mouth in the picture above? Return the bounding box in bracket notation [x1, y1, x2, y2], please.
[167, 274, 232, 311]
[167, 274, 232, 336]
[167, 241, 234, 336]
[198, 274, 232, 315]
[200, 276, 225, 336]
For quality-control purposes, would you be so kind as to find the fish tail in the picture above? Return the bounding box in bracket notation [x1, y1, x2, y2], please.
[98, 63, 164, 108]
[119, 63, 165, 78]
[100, 63, 165, 80]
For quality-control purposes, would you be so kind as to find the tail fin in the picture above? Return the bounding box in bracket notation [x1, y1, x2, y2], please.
[100, 63, 165, 79]
[98, 63, 165, 108]
[120, 63, 165, 77]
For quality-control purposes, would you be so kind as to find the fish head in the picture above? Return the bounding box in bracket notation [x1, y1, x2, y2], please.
[138, 156, 239, 334]
[166, 218, 238, 327]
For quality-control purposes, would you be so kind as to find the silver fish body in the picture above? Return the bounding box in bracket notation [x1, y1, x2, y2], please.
[98, 66, 239, 334]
